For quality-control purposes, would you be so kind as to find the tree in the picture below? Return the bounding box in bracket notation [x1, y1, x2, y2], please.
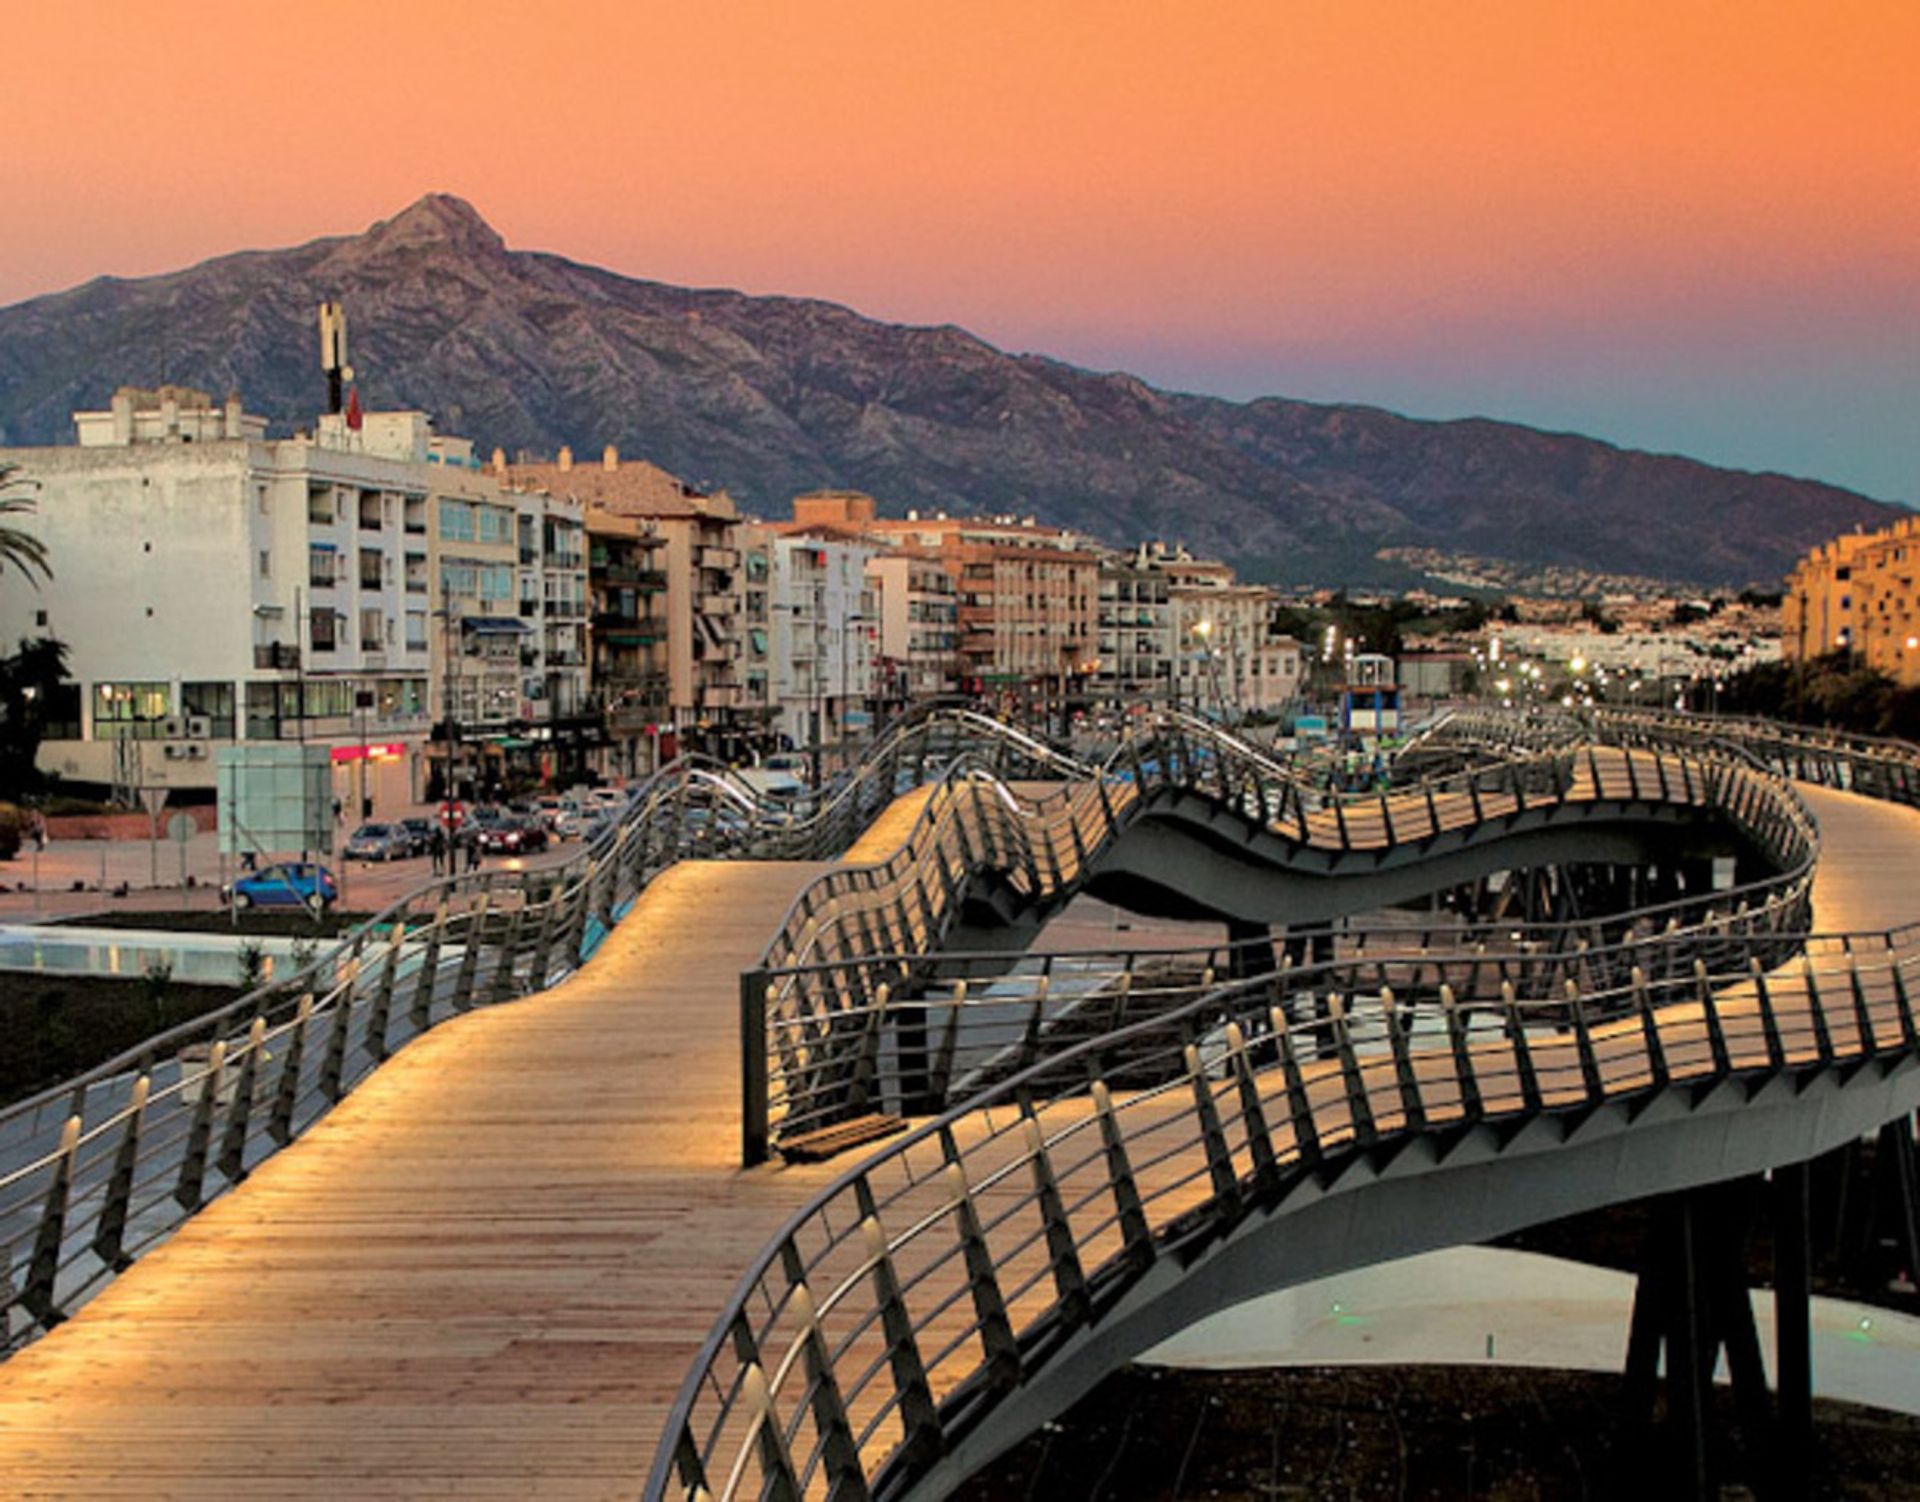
[0, 465, 50, 586]
[0, 636, 70, 795]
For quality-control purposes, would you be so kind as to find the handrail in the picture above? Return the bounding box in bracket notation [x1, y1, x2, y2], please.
[652, 714, 1859, 1502]
[749, 722, 1816, 1157]
[654, 918, 1920, 1502]
[0, 703, 1105, 1352]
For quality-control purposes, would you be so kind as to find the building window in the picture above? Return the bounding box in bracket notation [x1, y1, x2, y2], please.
[258, 549, 271, 578]
[181, 680, 236, 739]
[309, 545, 336, 588]
[477, 505, 513, 544]
[361, 608, 386, 648]
[307, 485, 334, 525]
[257, 485, 269, 515]
[310, 607, 338, 652]
[406, 612, 428, 650]
[360, 548, 383, 589]
[439, 500, 475, 541]
[92, 681, 170, 738]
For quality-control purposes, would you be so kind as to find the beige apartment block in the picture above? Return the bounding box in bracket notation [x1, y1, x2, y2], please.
[1785, 517, 1920, 686]
[508, 447, 747, 753]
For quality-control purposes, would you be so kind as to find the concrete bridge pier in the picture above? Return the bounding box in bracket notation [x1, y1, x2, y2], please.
[1223, 919, 1276, 980]
[1621, 1170, 1816, 1502]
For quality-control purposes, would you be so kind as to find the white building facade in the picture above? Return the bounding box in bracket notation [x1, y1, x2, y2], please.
[769, 536, 876, 755]
[0, 387, 587, 813]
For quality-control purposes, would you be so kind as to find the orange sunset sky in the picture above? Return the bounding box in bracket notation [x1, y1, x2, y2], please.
[2, 0, 1914, 499]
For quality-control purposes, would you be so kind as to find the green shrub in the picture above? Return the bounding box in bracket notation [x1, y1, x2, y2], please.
[0, 803, 23, 861]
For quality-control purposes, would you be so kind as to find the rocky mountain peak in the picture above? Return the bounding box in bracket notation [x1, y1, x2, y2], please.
[356, 193, 506, 260]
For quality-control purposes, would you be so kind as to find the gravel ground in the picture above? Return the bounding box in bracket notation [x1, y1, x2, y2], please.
[954, 1363, 1920, 1500]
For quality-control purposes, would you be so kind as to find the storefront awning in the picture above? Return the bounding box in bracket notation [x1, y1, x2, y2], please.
[462, 616, 533, 635]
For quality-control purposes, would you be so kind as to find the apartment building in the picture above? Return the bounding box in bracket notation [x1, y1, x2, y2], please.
[1785, 517, 1920, 686]
[508, 448, 748, 757]
[862, 512, 1099, 701]
[585, 508, 671, 774]
[0, 387, 458, 811]
[784, 492, 957, 710]
[1093, 544, 1183, 707]
[768, 534, 877, 757]
[866, 552, 959, 707]
[1170, 579, 1305, 716]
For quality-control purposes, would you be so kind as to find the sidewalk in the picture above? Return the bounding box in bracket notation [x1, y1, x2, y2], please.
[0, 796, 575, 923]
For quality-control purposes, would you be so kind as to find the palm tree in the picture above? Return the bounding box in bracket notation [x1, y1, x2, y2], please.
[0, 465, 50, 585]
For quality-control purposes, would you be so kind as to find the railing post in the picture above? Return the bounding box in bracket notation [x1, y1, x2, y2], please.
[174, 1039, 225, 1211]
[1327, 994, 1377, 1145]
[854, 1177, 944, 1472]
[937, 1128, 1023, 1392]
[1564, 979, 1605, 1106]
[780, 1243, 873, 1500]
[1185, 1041, 1244, 1219]
[452, 892, 491, 1011]
[365, 921, 406, 1060]
[216, 1017, 267, 1185]
[1268, 1003, 1322, 1173]
[741, 967, 771, 1167]
[487, 903, 528, 1006]
[728, 1315, 803, 1502]
[1437, 985, 1482, 1123]
[268, 995, 314, 1146]
[1224, 1021, 1279, 1195]
[91, 1076, 150, 1272]
[409, 900, 448, 1033]
[1021, 1103, 1093, 1329]
[1501, 981, 1544, 1116]
[22, 1114, 81, 1330]
[1089, 1074, 1156, 1273]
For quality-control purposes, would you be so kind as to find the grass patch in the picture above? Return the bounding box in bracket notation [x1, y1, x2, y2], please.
[1, 971, 245, 1108]
[46, 909, 378, 938]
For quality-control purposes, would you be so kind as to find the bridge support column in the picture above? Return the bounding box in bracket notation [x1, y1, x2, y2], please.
[1773, 1160, 1813, 1501]
[1224, 919, 1276, 981]
[1287, 920, 1336, 967]
[1621, 1178, 1776, 1501]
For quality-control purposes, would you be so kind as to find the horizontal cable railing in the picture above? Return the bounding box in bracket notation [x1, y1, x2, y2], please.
[661, 716, 1845, 1501]
[0, 705, 1100, 1354]
[752, 728, 1816, 1158]
[657, 908, 1920, 1502]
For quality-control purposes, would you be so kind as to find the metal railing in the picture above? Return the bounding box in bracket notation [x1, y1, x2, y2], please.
[0, 706, 1101, 1353]
[657, 912, 1920, 1502]
[658, 714, 1851, 1502]
[750, 723, 1817, 1159]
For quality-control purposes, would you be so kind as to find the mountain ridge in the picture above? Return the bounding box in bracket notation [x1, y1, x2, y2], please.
[0, 193, 1899, 585]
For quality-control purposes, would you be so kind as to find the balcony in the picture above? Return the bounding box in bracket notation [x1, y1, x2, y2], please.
[698, 546, 741, 571]
[254, 643, 300, 670]
[700, 684, 744, 709]
[699, 592, 738, 616]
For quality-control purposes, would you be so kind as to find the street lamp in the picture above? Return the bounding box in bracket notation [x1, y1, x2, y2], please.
[1193, 619, 1227, 721]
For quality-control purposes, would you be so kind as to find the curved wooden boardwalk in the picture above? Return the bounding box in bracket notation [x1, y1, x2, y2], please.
[0, 784, 1917, 1497]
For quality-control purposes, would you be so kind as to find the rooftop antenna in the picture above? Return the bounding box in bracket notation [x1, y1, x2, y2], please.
[318, 301, 352, 415]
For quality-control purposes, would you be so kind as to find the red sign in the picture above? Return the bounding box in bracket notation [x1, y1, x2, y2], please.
[329, 742, 406, 763]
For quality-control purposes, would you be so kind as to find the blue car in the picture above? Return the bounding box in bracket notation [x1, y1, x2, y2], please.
[224, 862, 339, 912]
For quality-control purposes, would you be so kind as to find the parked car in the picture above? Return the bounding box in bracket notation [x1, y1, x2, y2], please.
[550, 807, 587, 840]
[345, 822, 411, 862]
[397, 817, 437, 855]
[476, 814, 549, 855]
[224, 862, 338, 911]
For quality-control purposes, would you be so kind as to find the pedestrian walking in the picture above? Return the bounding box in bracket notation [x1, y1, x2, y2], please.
[429, 826, 447, 876]
[465, 831, 481, 872]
